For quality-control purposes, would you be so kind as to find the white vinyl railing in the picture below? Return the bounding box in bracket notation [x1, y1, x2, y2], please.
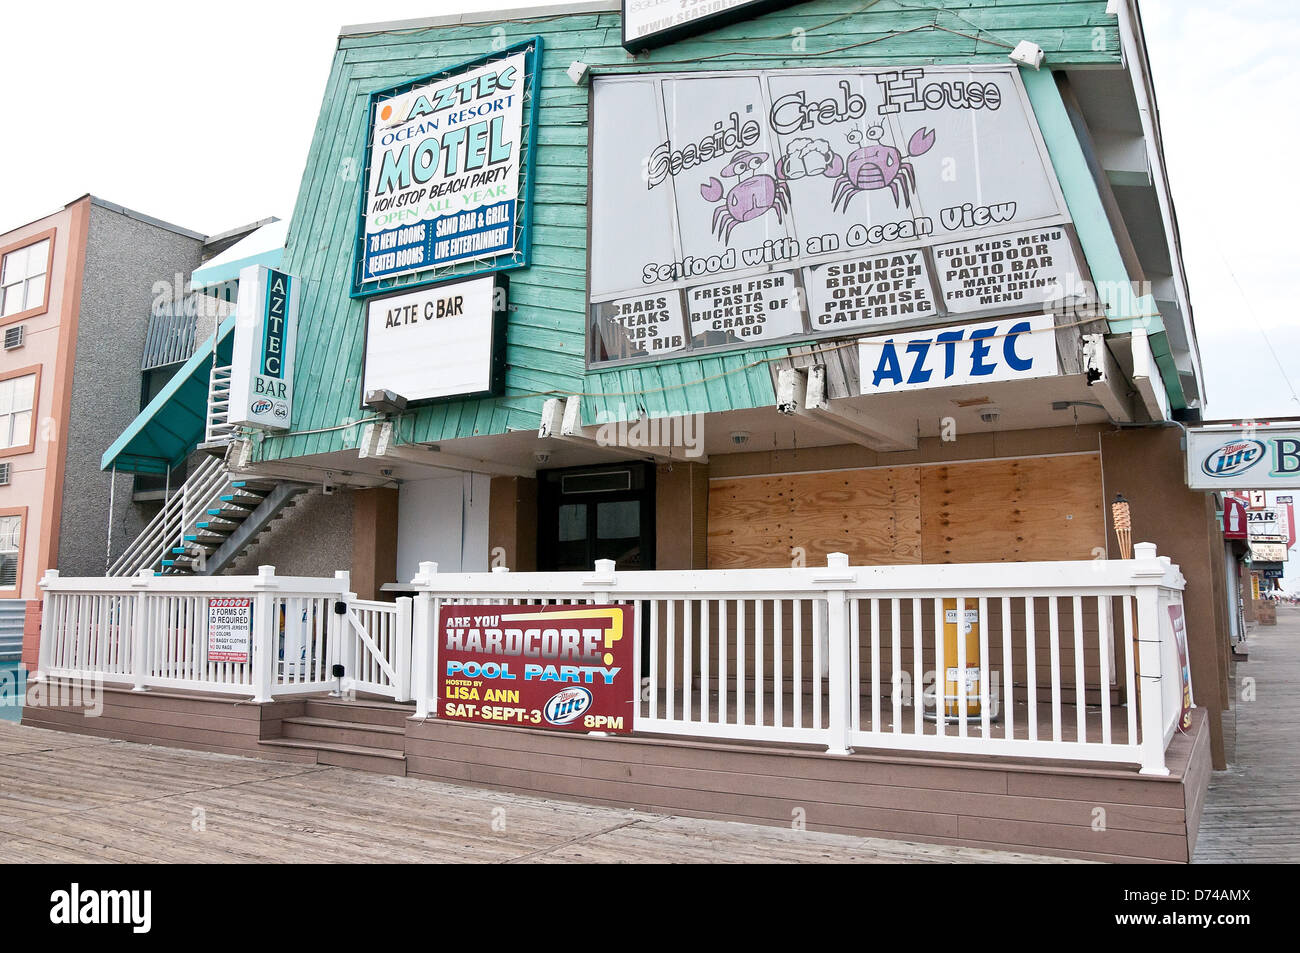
[37, 567, 411, 703]
[37, 546, 1189, 775]
[404, 543, 1188, 775]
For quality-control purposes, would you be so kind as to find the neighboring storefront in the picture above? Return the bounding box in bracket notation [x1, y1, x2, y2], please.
[0, 196, 218, 668]
[1219, 483, 1297, 633]
[88, 0, 1234, 767]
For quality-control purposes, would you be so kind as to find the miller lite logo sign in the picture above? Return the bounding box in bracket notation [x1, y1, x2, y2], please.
[544, 687, 593, 726]
[1187, 425, 1300, 490]
[1200, 439, 1266, 479]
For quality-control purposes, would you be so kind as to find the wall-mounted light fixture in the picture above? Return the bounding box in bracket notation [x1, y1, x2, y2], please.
[363, 388, 408, 415]
[567, 61, 590, 84]
[1008, 40, 1045, 70]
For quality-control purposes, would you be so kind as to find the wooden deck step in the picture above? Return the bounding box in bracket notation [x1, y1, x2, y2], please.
[304, 698, 413, 728]
[280, 716, 405, 751]
[258, 737, 406, 776]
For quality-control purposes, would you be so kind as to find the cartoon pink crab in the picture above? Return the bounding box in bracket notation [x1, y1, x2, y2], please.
[825, 124, 936, 212]
[699, 150, 791, 243]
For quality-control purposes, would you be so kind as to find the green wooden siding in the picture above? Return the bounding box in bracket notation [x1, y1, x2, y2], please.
[260, 0, 1121, 464]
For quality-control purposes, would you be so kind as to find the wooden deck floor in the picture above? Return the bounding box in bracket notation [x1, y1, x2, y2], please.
[0, 720, 1083, 863]
[1193, 605, 1300, 863]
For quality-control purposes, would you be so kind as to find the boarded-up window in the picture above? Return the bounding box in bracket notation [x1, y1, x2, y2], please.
[708, 453, 1104, 569]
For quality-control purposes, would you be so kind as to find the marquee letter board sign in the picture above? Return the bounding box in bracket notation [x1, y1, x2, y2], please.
[361, 273, 508, 405]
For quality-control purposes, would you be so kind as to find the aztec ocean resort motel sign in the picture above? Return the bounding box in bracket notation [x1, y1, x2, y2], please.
[586, 64, 1089, 385]
[229, 42, 542, 432]
[353, 38, 542, 295]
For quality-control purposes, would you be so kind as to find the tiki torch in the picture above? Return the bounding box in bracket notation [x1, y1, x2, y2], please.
[1112, 494, 1133, 560]
[1112, 493, 1141, 719]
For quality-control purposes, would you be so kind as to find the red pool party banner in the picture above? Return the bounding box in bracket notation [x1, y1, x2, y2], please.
[435, 603, 636, 733]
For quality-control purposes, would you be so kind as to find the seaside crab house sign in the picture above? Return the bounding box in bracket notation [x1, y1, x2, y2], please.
[587, 65, 1086, 367]
[352, 38, 542, 297]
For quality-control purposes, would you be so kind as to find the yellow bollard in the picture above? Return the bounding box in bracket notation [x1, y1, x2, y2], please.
[942, 598, 980, 718]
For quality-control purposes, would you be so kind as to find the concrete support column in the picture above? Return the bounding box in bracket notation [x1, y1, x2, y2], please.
[488, 476, 538, 572]
[655, 462, 709, 570]
[352, 487, 399, 600]
[1100, 427, 1232, 769]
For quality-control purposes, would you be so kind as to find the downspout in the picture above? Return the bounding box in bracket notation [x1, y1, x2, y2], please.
[105, 464, 117, 572]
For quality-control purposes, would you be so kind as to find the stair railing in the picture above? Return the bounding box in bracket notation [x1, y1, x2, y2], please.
[108, 455, 231, 576]
[205, 363, 235, 444]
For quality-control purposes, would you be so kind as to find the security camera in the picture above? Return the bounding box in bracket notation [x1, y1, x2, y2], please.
[979, 408, 1002, 425]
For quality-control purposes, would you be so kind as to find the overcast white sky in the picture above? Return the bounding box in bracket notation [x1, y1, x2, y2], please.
[0, 0, 1295, 424]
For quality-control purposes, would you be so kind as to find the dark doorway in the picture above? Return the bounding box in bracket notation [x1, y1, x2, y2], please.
[538, 462, 656, 678]
[537, 463, 655, 572]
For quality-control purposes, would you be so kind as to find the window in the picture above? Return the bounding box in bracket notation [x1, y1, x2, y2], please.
[0, 514, 19, 589]
[0, 373, 35, 450]
[1, 238, 50, 318]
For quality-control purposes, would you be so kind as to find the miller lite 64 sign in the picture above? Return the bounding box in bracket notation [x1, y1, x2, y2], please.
[435, 603, 635, 733]
[229, 265, 299, 430]
[1186, 425, 1300, 490]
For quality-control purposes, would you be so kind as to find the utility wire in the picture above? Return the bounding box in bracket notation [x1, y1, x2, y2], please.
[1214, 240, 1300, 407]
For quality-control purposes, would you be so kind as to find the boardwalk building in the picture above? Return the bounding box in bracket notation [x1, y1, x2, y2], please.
[29, 1, 1232, 862]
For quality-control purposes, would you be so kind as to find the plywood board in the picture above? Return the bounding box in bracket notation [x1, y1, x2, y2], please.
[709, 453, 1104, 569]
[920, 454, 1104, 563]
[708, 467, 921, 569]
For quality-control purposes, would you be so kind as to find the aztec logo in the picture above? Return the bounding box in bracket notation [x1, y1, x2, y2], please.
[250, 398, 274, 415]
[543, 687, 593, 726]
[1200, 440, 1266, 479]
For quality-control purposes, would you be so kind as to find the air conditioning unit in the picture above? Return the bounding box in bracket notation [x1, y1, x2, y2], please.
[3, 325, 24, 350]
[0, 463, 10, 486]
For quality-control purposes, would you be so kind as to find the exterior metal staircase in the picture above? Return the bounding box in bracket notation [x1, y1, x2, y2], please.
[109, 454, 307, 576]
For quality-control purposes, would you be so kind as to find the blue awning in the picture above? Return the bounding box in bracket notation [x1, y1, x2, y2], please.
[101, 315, 236, 474]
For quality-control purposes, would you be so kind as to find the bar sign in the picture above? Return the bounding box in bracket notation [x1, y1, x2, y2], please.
[262, 269, 290, 378]
[230, 264, 300, 431]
